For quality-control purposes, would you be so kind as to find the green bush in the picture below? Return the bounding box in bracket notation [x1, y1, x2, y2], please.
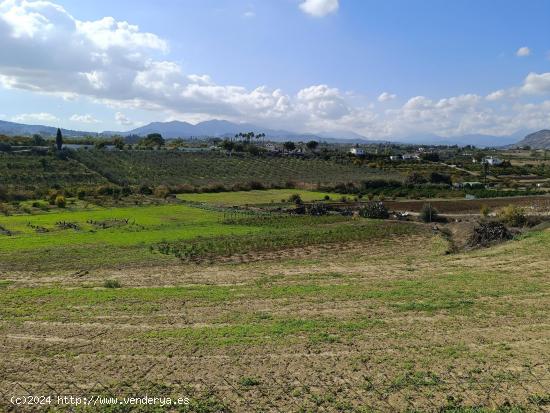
[103, 279, 122, 288]
[55, 195, 66, 208]
[288, 193, 303, 205]
[497, 205, 526, 227]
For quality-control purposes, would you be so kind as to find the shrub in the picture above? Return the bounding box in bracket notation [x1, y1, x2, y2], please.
[97, 185, 116, 196]
[55, 195, 66, 208]
[359, 201, 389, 219]
[103, 279, 122, 288]
[139, 185, 153, 195]
[288, 193, 303, 205]
[307, 202, 329, 216]
[77, 189, 87, 200]
[239, 377, 261, 387]
[405, 172, 427, 185]
[154, 185, 170, 198]
[497, 205, 527, 227]
[429, 172, 452, 185]
[480, 204, 491, 217]
[419, 204, 438, 223]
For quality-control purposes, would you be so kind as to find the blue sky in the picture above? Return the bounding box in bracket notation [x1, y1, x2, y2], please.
[1, 0, 550, 139]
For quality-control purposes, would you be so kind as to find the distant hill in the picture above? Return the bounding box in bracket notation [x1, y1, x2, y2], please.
[0, 120, 96, 137]
[122, 120, 330, 142]
[514, 130, 550, 149]
[396, 133, 521, 147]
[0, 117, 531, 147]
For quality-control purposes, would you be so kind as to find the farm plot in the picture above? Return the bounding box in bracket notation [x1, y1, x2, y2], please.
[71, 150, 399, 187]
[0, 225, 549, 411]
[0, 203, 262, 271]
[0, 151, 107, 189]
[384, 195, 550, 214]
[177, 188, 337, 205]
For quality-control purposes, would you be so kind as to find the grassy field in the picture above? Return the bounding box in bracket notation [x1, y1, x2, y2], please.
[0, 190, 549, 412]
[177, 189, 337, 205]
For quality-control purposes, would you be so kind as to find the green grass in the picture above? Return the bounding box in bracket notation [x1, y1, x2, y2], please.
[0, 204, 258, 251]
[177, 189, 338, 205]
[0, 203, 264, 269]
[0, 200, 421, 270]
[1, 266, 543, 324]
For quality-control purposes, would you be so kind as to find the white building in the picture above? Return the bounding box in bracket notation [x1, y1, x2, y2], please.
[349, 147, 365, 156]
[483, 156, 503, 166]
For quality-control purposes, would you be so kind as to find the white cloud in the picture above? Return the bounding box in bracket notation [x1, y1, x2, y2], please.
[243, 11, 255, 18]
[3, 1, 550, 139]
[296, 84, 349, 119]
[115, 112, 132, 126]
[520, 72, 550, 94]
[12, 112, 59, 124]
[299, 0, 339, 17]
[486, 89, 507, 101]
[377, 92, 396, 102]
[70, 113, 100, 123]
[516, 46, 531, 57]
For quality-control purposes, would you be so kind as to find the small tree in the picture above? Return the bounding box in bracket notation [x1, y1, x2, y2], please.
[419, 203, 438, 223]
[283, 141, 296, 152]
[288, 193, 303, 205]
[55, 195, 66, 208]
[140, 133, 165, 149]
[32, 134, 46, 146]
[55, 128, 63, 151]
[113, 137, 125, 150]
[306, 140, 319, 151]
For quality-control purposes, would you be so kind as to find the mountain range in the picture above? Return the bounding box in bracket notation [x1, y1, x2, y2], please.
[0, 120, 97, 138]
[513, 129, 550, 149]
[0, 118, 541, 147]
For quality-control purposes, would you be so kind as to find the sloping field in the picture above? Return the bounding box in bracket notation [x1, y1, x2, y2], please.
[71, 150, 398, 187]
[0, 200, 548, 411]
[0, 152, 108, 189]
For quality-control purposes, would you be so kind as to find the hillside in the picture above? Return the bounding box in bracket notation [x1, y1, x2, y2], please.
[0, 120, 96, 138]
[71, 150, 396, 187]
[515, 129, 550, 149]
[0, 150, 398, 192]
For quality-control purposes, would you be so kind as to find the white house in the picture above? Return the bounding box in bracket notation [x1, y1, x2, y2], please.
[349, 147, 365, 156]
[389, 155, 402, 161]
[483, 156, 503, 166]
[402, 153, 420, 161]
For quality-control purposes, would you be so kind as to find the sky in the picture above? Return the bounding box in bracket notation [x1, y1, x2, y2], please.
[1, 0, 550, 139]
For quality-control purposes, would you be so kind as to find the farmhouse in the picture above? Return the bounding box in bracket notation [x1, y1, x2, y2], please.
[402, 153, 420, 161]
[349, 147, 365, 156]
[482, 156, 503, 166]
